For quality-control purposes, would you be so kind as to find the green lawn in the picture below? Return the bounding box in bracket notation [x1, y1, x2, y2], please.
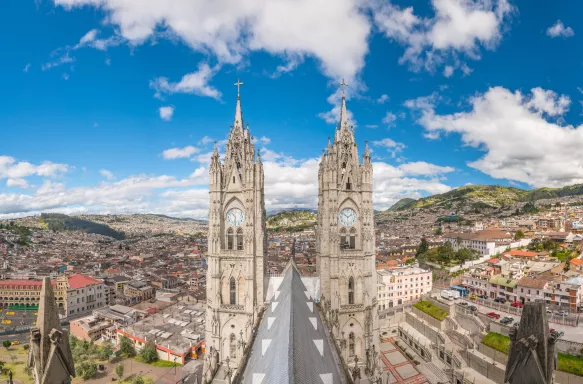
[412, 300, 448, 321]
[558, 353, 583, 377]
[134, 356, 182, 368]
[481, 332, 510, 354]
[482, 332, 583, 377]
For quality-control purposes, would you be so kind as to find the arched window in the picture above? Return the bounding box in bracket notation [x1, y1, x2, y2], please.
[227, 228, 234, 250]
[348, 277, 355, 305]
[236, 228, 244, 250]
[349, 227, 356, 249]
[346, 177, 351, 190]
[230, 333, 237, 359]
[349, 332, 355, 357]
[230, 277, 236, 305]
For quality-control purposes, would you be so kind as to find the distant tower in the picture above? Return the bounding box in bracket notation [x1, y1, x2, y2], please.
[204, 79, 267, 377]
[28, 277, 75, 384]
[316, 79, 379, 366]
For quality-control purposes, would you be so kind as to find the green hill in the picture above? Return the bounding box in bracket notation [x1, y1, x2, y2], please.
[387, 198, 417, 211]
[40, 213, 125, 240]
[384, 184, 583, 212]
[266, 210, 317, 232]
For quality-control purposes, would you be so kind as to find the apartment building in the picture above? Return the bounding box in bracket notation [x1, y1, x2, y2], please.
[377, 267, 432, 310]
[516, 276, 550, 304]
[444, 229, 513, 256]
[0, 274, 106, 318]
[544, 277, 583, 309]
[123, 280, 155, 302]
[65, 274, 107, 317]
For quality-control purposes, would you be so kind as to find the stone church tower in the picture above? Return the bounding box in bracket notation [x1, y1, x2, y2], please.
[316, 84, 380, 366]
[204, 80, 266, 376]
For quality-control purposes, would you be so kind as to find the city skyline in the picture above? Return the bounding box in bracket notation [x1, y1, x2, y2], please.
[2, 1, 583, 219]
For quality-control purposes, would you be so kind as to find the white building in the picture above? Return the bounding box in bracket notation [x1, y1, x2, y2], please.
[61, 274, 107, 318]
[377, 267, 432, 310]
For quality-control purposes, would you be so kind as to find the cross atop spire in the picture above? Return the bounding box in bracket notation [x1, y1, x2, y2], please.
[338, 78, 348, 99]
[234, 78, 244, 99]
[233, 78, 244, 128]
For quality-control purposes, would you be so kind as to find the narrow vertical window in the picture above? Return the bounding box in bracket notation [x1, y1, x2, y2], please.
[230, 277, 236, 305]
[349, 228, 356, 249]
[227, 228, 234, 250]
[348, 277, 354, 305]
[236, 228, 244, 250]
[230, 333, 237, 358]
[349, 332, 355, 357]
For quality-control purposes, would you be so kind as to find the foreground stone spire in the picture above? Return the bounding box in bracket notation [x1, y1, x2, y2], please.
[504, 301, 557, 384]
[28, 277, 75, 384]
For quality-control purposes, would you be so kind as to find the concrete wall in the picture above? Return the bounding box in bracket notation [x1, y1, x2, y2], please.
[556, 371, 583, 384]
[405, 312, 442, 344]
[478, 343, 508, 366]
[461, 348, 506, 384]
[556, 339, 583, 355]
[489, 322, 511, 337]
[455, 311, 484, 334]
[411, 306, 445, 331]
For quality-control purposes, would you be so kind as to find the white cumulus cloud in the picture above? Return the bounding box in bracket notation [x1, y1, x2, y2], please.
[547, 20, 574, 38]
[407, 86, 583, 187]
[162, 146, 199, 160]
[371, 0, 514, 73]
[159, 106, 175, 121]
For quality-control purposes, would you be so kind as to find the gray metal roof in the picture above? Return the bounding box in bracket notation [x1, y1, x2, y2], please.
[240, 263, 344, 384]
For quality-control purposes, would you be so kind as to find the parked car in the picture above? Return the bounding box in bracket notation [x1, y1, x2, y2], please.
[500, 317, 514, 325]
[468, 305, 477, 312]
[11, 341, 19, 346]
[511, 301, 524, 308]
[514, 322, 520, 327]
[556, 310, 569, 316]
[459, 302, 468, 306]
[494, 297, 507, 304]
[546, 309, 552, 314]
[469, 294, 478, 300]
[487, 312, 501, 319]
[479, 295, 488, 299]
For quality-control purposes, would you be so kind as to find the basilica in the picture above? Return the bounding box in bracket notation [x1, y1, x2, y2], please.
[204, 80, 380, 384]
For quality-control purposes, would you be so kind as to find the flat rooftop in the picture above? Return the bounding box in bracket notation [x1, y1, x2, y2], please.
[120, 301, 206, 353]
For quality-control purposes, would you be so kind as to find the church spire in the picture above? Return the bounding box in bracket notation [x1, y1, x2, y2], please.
[338, 78, 349, 128]
[234, 78, 244, 130]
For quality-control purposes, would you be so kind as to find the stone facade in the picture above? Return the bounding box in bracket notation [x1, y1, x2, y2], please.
[204, 83, 266, 374]
[316, 90, 380, 365]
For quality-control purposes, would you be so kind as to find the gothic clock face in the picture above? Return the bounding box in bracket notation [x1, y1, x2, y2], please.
[226, 208, 245, 226]
[339, 208, 357, 226]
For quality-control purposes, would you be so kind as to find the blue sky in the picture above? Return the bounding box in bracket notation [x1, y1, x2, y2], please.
[1, 0, 583, 218]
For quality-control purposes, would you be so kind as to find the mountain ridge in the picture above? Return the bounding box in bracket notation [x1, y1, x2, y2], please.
[385, 183, 583, 212]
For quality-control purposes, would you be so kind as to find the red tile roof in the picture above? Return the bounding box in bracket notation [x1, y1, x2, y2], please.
[67, 274, 102, 289]
[0, 280, 54, 287]
[570, 258, 583, 266]
[503, 250, 538, 258]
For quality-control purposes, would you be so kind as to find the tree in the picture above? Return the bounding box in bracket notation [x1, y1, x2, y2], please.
[115, 362, 125, 380]
[514, 230, 525, 240]
[139, 341, 159, 364]
[456, 248, 476, 263]
[118, 336, 136, 357]
[528, 238, 542, 251]
[2, 340, 11, 350]
[77, 361, 98, 381]
[434, 226, 443, 236]
[416, 238, 429, 257]
[98, 344, 113, 361]
[132, 376, 145, 384]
